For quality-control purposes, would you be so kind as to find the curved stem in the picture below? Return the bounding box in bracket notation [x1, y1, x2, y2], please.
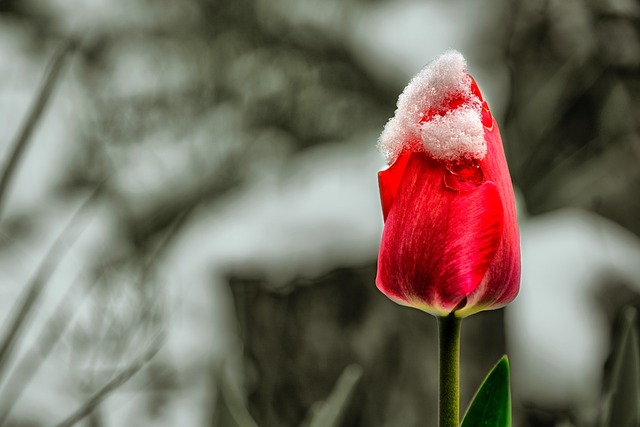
[438, 314, 462, 427]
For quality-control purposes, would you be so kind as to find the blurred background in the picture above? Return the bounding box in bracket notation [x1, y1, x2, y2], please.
[0, 0, 639, 426]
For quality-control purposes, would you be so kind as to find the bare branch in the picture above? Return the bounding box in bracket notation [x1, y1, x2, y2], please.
[0, 185, 102, 383]
[52, 335, 164, 427]
[0, 40, 76, 219]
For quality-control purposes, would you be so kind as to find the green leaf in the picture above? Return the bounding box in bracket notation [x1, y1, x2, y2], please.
[603, 307, 640, 427]
[461, 356, 511, 427]
[303, 364, 363, 427]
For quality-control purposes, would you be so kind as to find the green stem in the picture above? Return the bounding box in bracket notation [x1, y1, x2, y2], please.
[438, 314, 462, 427]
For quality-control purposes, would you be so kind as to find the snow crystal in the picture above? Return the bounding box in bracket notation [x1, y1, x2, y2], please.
[377, 50, 486, 164]
[420, 106, 485, 161]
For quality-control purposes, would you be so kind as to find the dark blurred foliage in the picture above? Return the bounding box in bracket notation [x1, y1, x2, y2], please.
[230, 266, 505, 427]
[70, 0, 387, 249]
[3, 0, 389, 249]
[504, 2, 640, 422]
[1, 0, 639, 426]
[504, 0, 640, 235]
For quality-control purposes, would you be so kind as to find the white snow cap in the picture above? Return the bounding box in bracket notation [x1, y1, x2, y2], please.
[378, 50, 486, 164]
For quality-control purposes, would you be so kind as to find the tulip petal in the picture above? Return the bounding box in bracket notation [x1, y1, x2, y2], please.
[457, 116, 521, 315]
[376, 152, 504, 315]
[378, 151, 412, 221]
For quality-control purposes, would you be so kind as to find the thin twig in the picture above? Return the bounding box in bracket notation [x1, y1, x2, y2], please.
[0, 40, 75, 219]
[0, 272, 97, 426]
[0, 185, 102, 384]
[0, 207, 187, 424]
[52, 335, 164, 427]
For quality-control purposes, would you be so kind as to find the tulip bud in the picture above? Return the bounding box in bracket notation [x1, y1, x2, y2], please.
[376, 50, 520, 317]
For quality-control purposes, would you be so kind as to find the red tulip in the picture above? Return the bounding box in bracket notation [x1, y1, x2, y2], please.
[376, 51, 520, 317]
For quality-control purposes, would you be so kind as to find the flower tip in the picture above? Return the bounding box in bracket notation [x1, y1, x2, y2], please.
[377, 50, 486, 165]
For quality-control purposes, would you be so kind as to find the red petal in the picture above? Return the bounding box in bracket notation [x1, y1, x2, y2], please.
[378, 151, 412, 221]
[468, 75, 484, 101]
[455, 117, 520, 315]
[376, 152, 504, 315]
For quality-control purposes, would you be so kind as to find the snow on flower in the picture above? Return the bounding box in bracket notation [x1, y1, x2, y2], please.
[377, 50, 486, 165]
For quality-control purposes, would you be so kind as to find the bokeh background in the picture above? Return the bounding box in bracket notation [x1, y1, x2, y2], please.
[1, 0, 639, 426]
